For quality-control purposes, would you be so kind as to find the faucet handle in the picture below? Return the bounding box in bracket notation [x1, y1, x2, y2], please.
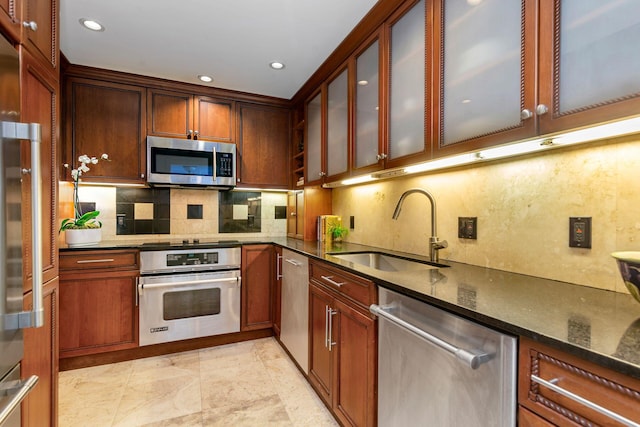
[433, 239, 448, 250]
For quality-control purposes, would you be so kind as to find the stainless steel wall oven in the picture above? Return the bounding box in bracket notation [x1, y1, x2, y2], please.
[138, 246, 241, 346]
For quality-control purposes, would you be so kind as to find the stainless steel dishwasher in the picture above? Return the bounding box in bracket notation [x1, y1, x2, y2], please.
[279, 249, 309, 374]
[371, 287, 517, 426]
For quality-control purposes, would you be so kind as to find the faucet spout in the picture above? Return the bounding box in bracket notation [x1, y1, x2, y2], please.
[392, 188, 447, 262]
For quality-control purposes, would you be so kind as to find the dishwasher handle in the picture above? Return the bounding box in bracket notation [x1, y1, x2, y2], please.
[370, 303, 491, 370]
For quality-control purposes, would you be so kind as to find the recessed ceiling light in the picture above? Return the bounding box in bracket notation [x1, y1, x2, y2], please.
[269, 61, 285, 70]
[198, 75, 213, 83]
[79, 18, 104, 32]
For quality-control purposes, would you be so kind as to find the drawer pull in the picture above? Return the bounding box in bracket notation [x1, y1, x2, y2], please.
[531, 375, 640, 427]
[285, 258, 302, 267]
[321, 275, 345, 287]
[76, 258, 115, 264]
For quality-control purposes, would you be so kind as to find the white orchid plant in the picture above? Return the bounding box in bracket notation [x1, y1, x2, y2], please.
[59, 153, 110, 232]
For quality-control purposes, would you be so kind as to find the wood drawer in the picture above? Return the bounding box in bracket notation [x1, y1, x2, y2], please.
[519, 337, 640, 426]
[60, 250, 139, 271]
[309, 260, 377, 308]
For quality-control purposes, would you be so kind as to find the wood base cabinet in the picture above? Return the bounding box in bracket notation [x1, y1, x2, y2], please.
[21, 278, 58, 427]
[308, 260, 377, 427]
[519, 337, 640, 426]
[241, 244, 274, 331]
[59, 250, 139, 358]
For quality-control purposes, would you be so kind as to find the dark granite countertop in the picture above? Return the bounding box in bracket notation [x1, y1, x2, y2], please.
[60, 237, 640, 379]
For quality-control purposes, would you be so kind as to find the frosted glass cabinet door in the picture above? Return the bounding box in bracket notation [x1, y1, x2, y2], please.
[354, 39, 380, 171]
[439, 0, 526, 149]
[539, 0, 640, 133]
[305, 92, 323, 184]
[326, 68, 349, 179]
[388, 0, 426, 162]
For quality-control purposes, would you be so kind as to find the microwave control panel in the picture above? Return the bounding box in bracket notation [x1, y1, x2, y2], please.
[216, 152, 234, 177]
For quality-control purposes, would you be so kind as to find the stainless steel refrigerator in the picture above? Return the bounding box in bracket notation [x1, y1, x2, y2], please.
[0, 33, 44, 427]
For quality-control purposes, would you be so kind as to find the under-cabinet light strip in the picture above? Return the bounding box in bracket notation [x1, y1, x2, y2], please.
[325, 115, 640, 188]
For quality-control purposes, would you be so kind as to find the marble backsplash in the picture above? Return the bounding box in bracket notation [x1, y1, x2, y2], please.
[332, 136, 640, 295]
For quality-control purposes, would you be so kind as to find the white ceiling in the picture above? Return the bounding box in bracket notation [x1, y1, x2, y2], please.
[60, 0, 379, 100]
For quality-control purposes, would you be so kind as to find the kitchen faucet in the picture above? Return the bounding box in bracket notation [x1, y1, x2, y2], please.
[392, 188, 448, 263]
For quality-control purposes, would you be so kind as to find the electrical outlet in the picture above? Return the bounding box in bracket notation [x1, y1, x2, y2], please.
[569, 217, 591, 248]
[458, 217, 477, 239]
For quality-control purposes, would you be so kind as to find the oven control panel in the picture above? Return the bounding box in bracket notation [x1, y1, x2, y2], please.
[140, 247, 241, 275]
[167, 252, 219, 267]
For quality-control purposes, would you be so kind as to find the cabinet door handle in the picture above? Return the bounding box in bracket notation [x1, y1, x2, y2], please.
[321, 275, 345, 287]
[193, 130, 199, 139]
[376, 153, 387, 160]
[324, 305, 329, 348]
[76, 258, 115, 264]
[531, 375, 639, 427]
[535, 104, 549, 115]
[23, 21, 38, 31]
[276, 254, 283, 279]
[521, 109, 533, 120]
[187, 129, 193, 138]
[328, 308, 337, 351]
[319, 171, 326, 177]
[135, 277, 139, 307]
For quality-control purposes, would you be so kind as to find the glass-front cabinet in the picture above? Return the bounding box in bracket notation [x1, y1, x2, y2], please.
[538, 0, 640, 134]
[326, 67, 350, 181]
[353, 34, 383, 175]
[386, 0, 428, 168]
[305, 90, 324, 185]
[433, 0, 537, 157]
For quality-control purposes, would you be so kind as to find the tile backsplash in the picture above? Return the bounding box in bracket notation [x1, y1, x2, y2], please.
[58, 185, 287, 241]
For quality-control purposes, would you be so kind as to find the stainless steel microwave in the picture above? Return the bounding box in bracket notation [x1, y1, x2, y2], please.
[146, 136, 236, 188]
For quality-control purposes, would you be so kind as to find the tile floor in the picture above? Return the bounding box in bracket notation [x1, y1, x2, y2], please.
[58, 338, 338, 426]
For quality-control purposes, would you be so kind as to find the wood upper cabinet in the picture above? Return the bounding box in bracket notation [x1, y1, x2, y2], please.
[237, 103, 290, 189]
[325, 66, 350, 182]
[519, 336, 640, 426]
[308, 260, 377, 427]
[20, 46, 58, 292]
[385, 0, 428, 169]
[0, 0, 21, 42]
[432, 0, 537, 158]
[59, 250, 139, 358]
[537, 0, 640, 135]
[147, 88, 235, 141]
[305, 89, 324, 185]
[64, 77, 147, 183]
[352, 31, 384, 176]
[21, 279, 58, 427]
[22, 0, 58, 73]
[241, 244, 274, 331]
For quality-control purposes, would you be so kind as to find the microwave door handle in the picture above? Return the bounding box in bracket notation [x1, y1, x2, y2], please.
[212, 146, 217, 180]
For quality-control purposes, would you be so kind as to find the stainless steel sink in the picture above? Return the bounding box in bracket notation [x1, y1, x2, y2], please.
[328, 252, 447, 272]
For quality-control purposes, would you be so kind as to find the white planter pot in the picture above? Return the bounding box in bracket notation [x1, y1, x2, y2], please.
[64, 228, 102, 247]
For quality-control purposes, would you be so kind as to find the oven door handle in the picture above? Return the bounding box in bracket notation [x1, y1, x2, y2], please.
[139, 276, 240, 290]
